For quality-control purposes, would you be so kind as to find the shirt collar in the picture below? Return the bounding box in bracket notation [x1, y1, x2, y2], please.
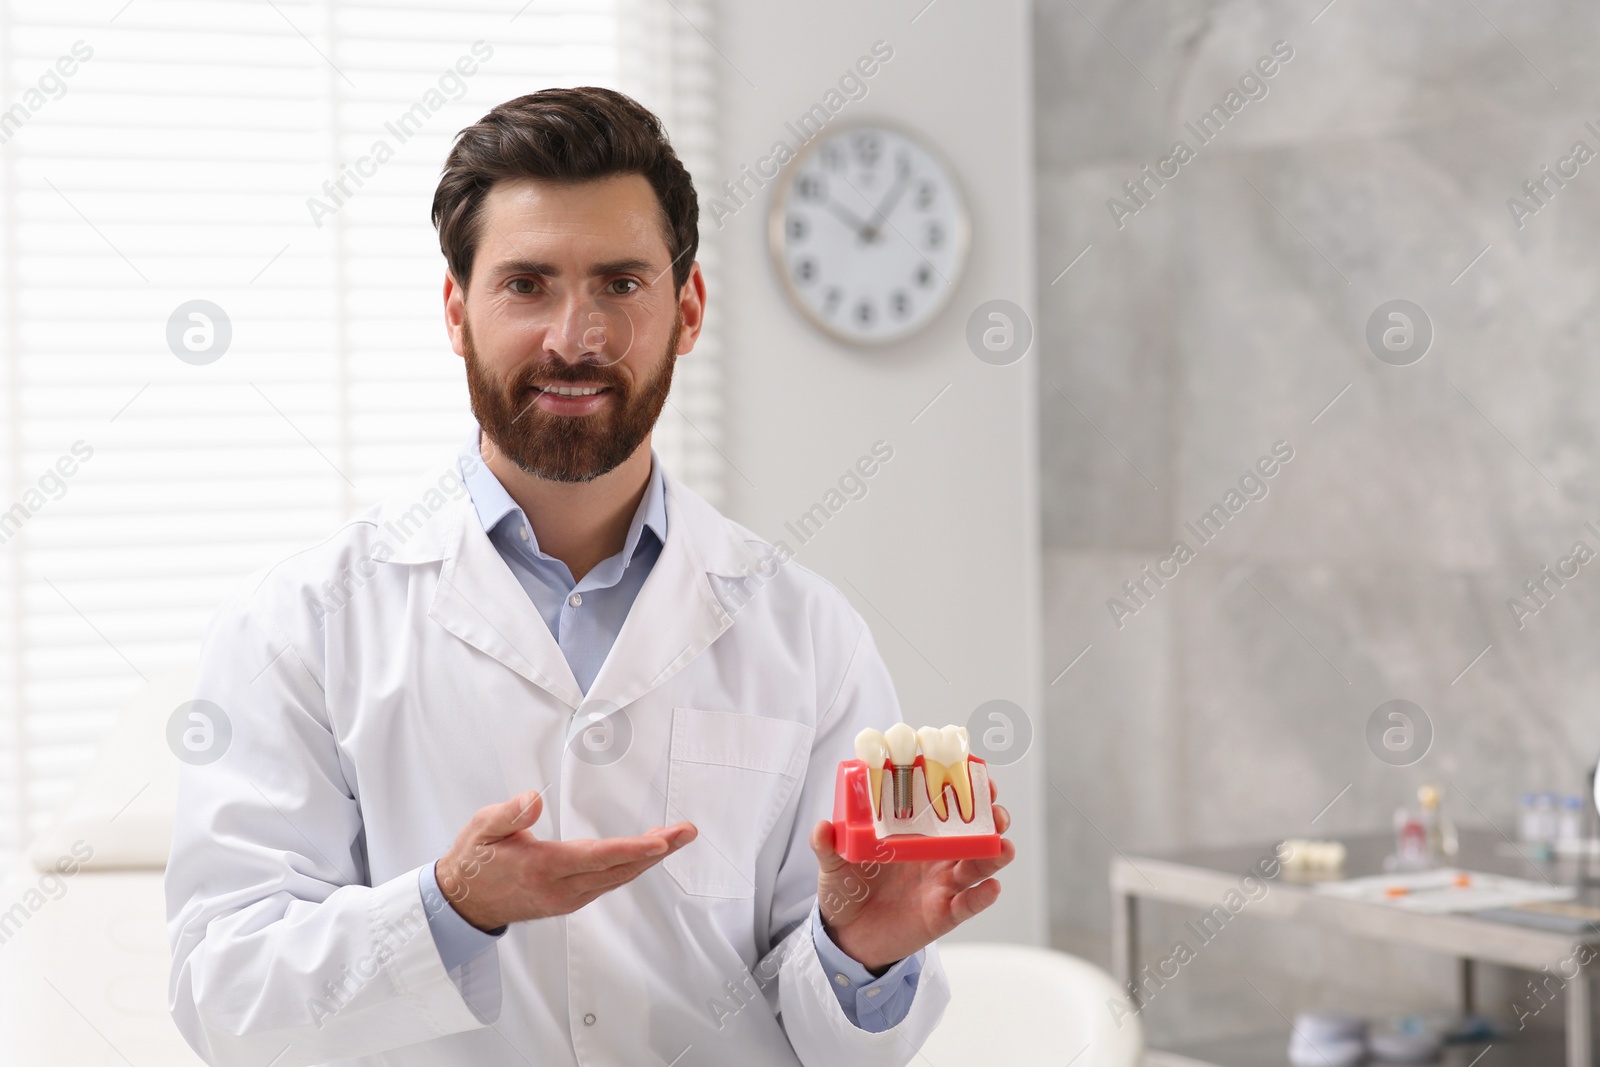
[457, 425, 667, 565]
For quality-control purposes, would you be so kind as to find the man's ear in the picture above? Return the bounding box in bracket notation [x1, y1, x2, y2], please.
[675, 261, 707, 355]
[443, 270, 467, 358]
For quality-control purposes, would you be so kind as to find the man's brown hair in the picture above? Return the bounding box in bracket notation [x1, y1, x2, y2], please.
[431, 87, 699, 292]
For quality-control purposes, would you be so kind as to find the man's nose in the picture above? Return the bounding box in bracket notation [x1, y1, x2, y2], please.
[546, 293, 608, 363]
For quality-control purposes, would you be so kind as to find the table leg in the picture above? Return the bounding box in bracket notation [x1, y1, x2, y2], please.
[1459, 958, 1474, 1015]
[1568, 966, 1592, 1067]
[1111, 889, 1137, 988]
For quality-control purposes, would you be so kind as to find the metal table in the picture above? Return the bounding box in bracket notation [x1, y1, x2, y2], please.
[1111, 829, 1600, 1067]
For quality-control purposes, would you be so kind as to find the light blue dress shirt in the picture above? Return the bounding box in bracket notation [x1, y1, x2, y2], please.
[418, 426, 922, 1030]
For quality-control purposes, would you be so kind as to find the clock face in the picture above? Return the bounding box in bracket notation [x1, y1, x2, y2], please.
[770, 124, 969, 346]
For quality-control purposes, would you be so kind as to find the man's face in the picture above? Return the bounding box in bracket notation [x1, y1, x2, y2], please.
[448, 173, 700, 482]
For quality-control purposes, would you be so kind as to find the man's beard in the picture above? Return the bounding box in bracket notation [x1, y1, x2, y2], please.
[462, 313, 680, 483]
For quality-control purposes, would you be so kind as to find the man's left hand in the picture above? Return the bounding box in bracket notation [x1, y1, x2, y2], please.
[808, 779, 1015, 973]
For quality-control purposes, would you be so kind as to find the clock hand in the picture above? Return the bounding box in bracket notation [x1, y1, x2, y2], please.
[861, 171, 912, 242]
[823, 198, 874, 242]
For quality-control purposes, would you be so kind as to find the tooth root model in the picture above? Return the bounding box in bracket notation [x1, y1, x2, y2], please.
[832, 721, 1001, 864]
[853, 728, 890, 819]
[915, 726, 951, 819]
[944, 724, 973, 821]
[917, 724, 975, 822]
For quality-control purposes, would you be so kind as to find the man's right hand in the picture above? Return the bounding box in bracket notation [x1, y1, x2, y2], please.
[434, 789, 697, 931]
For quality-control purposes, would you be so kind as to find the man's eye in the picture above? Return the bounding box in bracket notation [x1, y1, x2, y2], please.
[509, 278, 538, 294]
[608, 278, 640, 295]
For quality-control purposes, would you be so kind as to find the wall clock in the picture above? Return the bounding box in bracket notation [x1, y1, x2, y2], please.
[768, 123, 969, 346]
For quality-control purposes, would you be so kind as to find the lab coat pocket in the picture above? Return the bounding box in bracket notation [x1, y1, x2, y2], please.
[662, 706, 814, 898]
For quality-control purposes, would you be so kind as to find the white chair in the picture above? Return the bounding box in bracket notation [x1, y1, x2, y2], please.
[921, 942, 1144, 1067]
[0, 663, 204, 1066]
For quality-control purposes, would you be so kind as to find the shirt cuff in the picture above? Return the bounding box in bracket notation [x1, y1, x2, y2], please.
[419, 862, 506, 974]
[809, 900, 923, 1032]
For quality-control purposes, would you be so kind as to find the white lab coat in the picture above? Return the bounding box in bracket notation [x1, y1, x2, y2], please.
[164, 447, 950, 1067]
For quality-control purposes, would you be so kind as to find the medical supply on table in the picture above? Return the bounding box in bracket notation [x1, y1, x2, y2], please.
[1313, 867, 1575, 912]
[1277, 837, 1346, 875]
[1368, 1017, 1446, 1063]
[1517, 792, 1540, 843]
[1516, 790, 1600, 858]
[1387, 784, 1457, 870]
[1518, 791, 1558, 860]
[1391, 806, 1430, 869]
[1291, 1012, 1491, 1066]
[1417, 784, 1458, 859]
[831, 723, 1002, 863]
[1288, 1012, 1366, 1067]
[1558, 794, 1585, 845]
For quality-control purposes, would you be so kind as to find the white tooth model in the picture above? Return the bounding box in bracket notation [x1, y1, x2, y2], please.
[853, 728, 891, 819]
[834, 722, 1000, 863]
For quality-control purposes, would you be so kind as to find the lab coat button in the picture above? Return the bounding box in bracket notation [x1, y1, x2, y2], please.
[568, 592, 583, 607]
[583, 1012, 596, 1026]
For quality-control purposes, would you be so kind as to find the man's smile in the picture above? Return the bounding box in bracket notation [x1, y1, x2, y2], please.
[527, 382, 614, 416]
[534, 384, 607, 396]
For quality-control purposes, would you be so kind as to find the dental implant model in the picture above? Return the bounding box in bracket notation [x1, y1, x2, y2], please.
[884, 723, 917, 818]
[832, 722, 1001, 863]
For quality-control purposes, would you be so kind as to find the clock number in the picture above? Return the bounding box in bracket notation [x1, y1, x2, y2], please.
[788, 215, 807, 241]
[854, 299, 875, 326]
[822, 287, 843, 315]
[926, 221, 944, 249]
[796, 174, 826, 201]
[915, 263, 934, 288]
[915, 181, 935, 210]
[890, 290, 911, 319]
[853, 132, 882, 168]
[793, 257, 817, 285]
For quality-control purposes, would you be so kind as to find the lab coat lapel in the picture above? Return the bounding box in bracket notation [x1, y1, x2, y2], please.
[581, 475, 739, 712]
[380, 447, 756, 712]
[425, 488, 586, 709]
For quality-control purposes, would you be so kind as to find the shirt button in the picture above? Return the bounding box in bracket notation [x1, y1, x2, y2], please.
[866, 988, 881, 997]
[519, 525, 530, 541]
[568, 592, 583, 608]
[583, 1012, 596, 1026]
[834, 973, 849, 987]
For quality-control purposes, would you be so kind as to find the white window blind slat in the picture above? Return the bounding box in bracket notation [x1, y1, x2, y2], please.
[0, 0, 722, 856]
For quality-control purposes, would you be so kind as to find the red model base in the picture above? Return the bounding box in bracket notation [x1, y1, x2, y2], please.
[829, 757, 1002, 864]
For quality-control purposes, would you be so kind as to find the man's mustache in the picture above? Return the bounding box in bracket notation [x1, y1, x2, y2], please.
[516, 360, 628, 390]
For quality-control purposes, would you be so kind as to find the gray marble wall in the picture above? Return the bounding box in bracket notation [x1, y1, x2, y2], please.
[1037, 0, 1600, 1045]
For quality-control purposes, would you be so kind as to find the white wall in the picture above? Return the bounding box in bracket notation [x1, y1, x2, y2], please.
[712, 0, 1044, 946]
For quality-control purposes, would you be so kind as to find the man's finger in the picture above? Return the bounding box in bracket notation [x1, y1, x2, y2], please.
[477, 790, 543, 842]
[559, 826, 695, 876]
[809, 820, 849, 875]
[560, 828, 697, 893]
[657, 821, 697, 843]
[993, 802, 1010, 835]
[950, 838, 1016, 886]
[574, 849, 677, 893]
[949, 878, 1002, 926]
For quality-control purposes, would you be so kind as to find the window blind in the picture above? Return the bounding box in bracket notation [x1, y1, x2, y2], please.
[0, 0, 723, 856]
